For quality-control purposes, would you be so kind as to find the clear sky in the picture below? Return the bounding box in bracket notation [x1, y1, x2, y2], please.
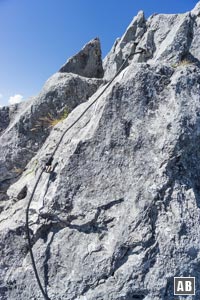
[0, 0, 198, 106]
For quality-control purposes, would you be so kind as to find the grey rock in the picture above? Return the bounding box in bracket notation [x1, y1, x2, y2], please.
[133, 13, 193, 64]
[1, 3, 200, 300]
[0, 73, 103, 200]
[0, 101, 31, 136]
[191, 1, 200, 16]
[59, 38, 104, 78]
[103, 11, 146, 80]
[104, 5, 200, 78]
[0, 106, 10, 134]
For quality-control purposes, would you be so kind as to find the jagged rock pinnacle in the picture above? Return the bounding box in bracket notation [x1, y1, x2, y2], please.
[59, 37, 104, 78]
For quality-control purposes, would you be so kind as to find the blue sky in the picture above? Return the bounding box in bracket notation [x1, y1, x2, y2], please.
[0, 0, 198, 106]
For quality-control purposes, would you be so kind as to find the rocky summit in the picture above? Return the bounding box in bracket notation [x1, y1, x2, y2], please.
[1, 3, 200, 300]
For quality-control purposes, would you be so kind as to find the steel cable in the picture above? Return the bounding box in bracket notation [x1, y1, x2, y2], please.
[25, 49, 144, 299]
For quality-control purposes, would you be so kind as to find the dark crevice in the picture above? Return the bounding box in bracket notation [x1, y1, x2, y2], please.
[124, 120, 132, 138]
[178, 222, 188, 238]
[110, 244, 133, 276]
[67, 216, 106, 234]
[99, 198, 124, 210]
[127, 293, 146, 300]
[17, 185, 27, 200]
[187, 52, 200, 67]
[33, 223, 55, 245]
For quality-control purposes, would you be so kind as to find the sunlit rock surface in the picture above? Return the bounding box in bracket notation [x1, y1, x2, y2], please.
[1, 3, 200, 300]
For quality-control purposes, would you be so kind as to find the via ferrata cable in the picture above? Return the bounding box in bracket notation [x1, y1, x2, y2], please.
[25, 49, 145, 299]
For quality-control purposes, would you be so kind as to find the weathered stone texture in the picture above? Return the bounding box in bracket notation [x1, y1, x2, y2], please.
[59, 38, 104, 79]
[1, 3, 200, 300]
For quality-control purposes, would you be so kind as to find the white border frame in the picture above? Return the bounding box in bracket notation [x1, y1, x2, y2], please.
[174, 277, 195, 296]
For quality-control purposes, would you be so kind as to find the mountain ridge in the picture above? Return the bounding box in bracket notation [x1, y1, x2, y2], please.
[1, 2, 200, 299]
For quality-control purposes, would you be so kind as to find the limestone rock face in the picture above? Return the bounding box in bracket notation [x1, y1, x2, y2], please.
[104, 4, 200, 80]
[59, 38, 104, 78]
[103, 11, 146, 80]
[1, 3, 200, 300]
[0, 73, 103, 200]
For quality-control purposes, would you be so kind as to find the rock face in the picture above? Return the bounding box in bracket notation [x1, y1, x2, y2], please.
[104, 3, 200, 80]
[0, 73, 103, 201]
[59, 38, 104, 78]
[103, 10, 146, 80]
[1, 3, 200, 300]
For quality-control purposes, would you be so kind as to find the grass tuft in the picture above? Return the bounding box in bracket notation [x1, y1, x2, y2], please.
[30, 107, 69, 132]
[172, 59, 193, 68]
[14, 167, 24, 175]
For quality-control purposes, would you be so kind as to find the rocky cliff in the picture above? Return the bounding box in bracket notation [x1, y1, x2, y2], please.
[1, 3, 200, 300]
